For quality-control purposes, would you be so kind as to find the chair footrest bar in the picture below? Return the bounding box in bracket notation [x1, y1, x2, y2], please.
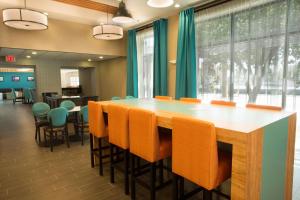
[184, 187, 204, 199]
[212, 189, 230, 199]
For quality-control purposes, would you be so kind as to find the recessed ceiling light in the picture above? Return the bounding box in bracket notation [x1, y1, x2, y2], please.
[88, 59, 92, 62]
[174, 3, 180, 8]
[99, 56, 104, 59]
[26, 55, 31, 58]
[32, 51, 37, 55]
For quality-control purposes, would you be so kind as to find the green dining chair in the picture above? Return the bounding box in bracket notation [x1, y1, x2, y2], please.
[60, 100, 76, 110]
[44, 107, 69, 152]
[32, 102, 50, 144]
[24, 88, 33, 104]
[74, 106, 89, 145]
[11, 88, 23, 104]
[112, 96, 121, 100]
[125, 96, 136, 99]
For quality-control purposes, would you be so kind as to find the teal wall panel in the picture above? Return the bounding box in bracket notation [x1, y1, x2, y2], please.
[261, 117, 289, 200]
[0, 72, 35, 89]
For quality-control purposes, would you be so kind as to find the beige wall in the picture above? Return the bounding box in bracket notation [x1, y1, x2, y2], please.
[93, 14, 179, 100]
[96, 57, 127, 101]
[0, 16, 126, 57]
[168, 14, 179, 98]
[1, 58, 98, 101]
[79, 68, 94, 96]
[0, 13, 180, 100]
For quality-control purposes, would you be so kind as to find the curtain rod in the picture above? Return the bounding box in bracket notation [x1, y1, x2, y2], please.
[194, 0, 232, 12]
[135, 0, 232, 32]
[136, 22, 153, 32]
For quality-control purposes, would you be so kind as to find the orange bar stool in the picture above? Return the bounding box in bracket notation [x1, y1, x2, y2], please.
[211, 100, 236, 107]
[246, 103, 282, 111]
[155, 96, 173, 100]
[172, 116, 231, 200]
[180, 97, 201, 103]
[107, 104, 130, 195]
[129, 108, 172, 200]
[88, 101, 109, 176]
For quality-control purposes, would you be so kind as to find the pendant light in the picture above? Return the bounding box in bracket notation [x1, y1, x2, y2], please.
[112, 0, 135, 24]
[93, 7, 123, 40]
[147, 0, 174, 8]
[2, 0, 48, 30]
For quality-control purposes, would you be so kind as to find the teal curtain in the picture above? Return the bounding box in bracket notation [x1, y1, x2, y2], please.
[153, 19, 168, 96]
[175, 8, 197, 99]
[126, 30, 138, 97]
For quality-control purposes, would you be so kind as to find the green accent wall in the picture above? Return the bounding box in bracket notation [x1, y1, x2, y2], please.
[261, 117, 289, 200]
[0, 72, 35, 89]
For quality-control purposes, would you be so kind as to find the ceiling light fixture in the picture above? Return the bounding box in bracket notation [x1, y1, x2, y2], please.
[112, 1, 135, 24]
[147, 0, 174, 8]
[93, 24, 123, 40]
[88, 59, 92, 62]
[99, 56, 104, 59]
[174, 3, 180, 8]
[32, 51, 37, 55]
[2, 0, 48, 30]
[93, 6, 123, 40]
[26, 55, 31, 58]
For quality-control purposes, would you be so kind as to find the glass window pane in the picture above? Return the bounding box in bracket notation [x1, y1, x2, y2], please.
[232, 1, 286, 106]
[196, 15, 231, 102]
[60, 69, 79, 88]
[136, 28, 154, 99]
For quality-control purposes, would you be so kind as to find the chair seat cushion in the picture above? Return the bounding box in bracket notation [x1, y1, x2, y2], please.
[215, 150, 232, 187]
[158, 133, 172, 160]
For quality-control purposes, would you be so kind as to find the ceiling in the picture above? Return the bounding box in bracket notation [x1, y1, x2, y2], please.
[0, 0, 206, 28]
[0, 47, 117, 62]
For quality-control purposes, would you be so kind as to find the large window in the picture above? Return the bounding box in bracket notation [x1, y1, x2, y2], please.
[195, 0, 300, 108]
[136, 28, 154, 99]
[60, 69, 79, 88]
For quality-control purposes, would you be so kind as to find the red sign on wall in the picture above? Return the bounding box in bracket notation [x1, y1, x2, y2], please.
[5, 55, 15, 62]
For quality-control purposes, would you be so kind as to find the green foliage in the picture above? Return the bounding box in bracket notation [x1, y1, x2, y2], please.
[196, 0, 300, 102]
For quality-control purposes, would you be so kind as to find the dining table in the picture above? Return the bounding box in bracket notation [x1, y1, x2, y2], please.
[97, 98, 297, 200]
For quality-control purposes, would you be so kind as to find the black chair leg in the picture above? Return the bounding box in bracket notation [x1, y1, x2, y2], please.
[131, 155, 136, 200]
[50, 132, 53, 152]
[137, 157, 141, 174]
[150, 162, 156, 200]
[65, 126, 70, 148]
[90, 133, 95, 168]
[124, 149, 130, 195]
[35, 127, 38, 140]
[179, 177, 184, 199]
[38, 128, 41, 144]
[81, 127, 84, 146]
[172, 173, 179, 200]
[159, 160, 164, 185]
[203, 190, 212, 200]
[110, 144, 115, 183]
[99, 138, 103, 176]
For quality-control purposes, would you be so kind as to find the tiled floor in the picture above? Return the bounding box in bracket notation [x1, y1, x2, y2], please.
[0, 101, 299, 200]
[0, 102, 180, 200]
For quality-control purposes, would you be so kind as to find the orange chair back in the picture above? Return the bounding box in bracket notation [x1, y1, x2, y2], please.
[108, 104, 129, 149]
[211, 100, 236, 107]
[155, 96, 172, 100]
[88, 101, 107, 138]
[246, 103, 282, 111]
[129, 108, 159, 162]
[172, 116, 218, 190]
[180, 97, 201, 103]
